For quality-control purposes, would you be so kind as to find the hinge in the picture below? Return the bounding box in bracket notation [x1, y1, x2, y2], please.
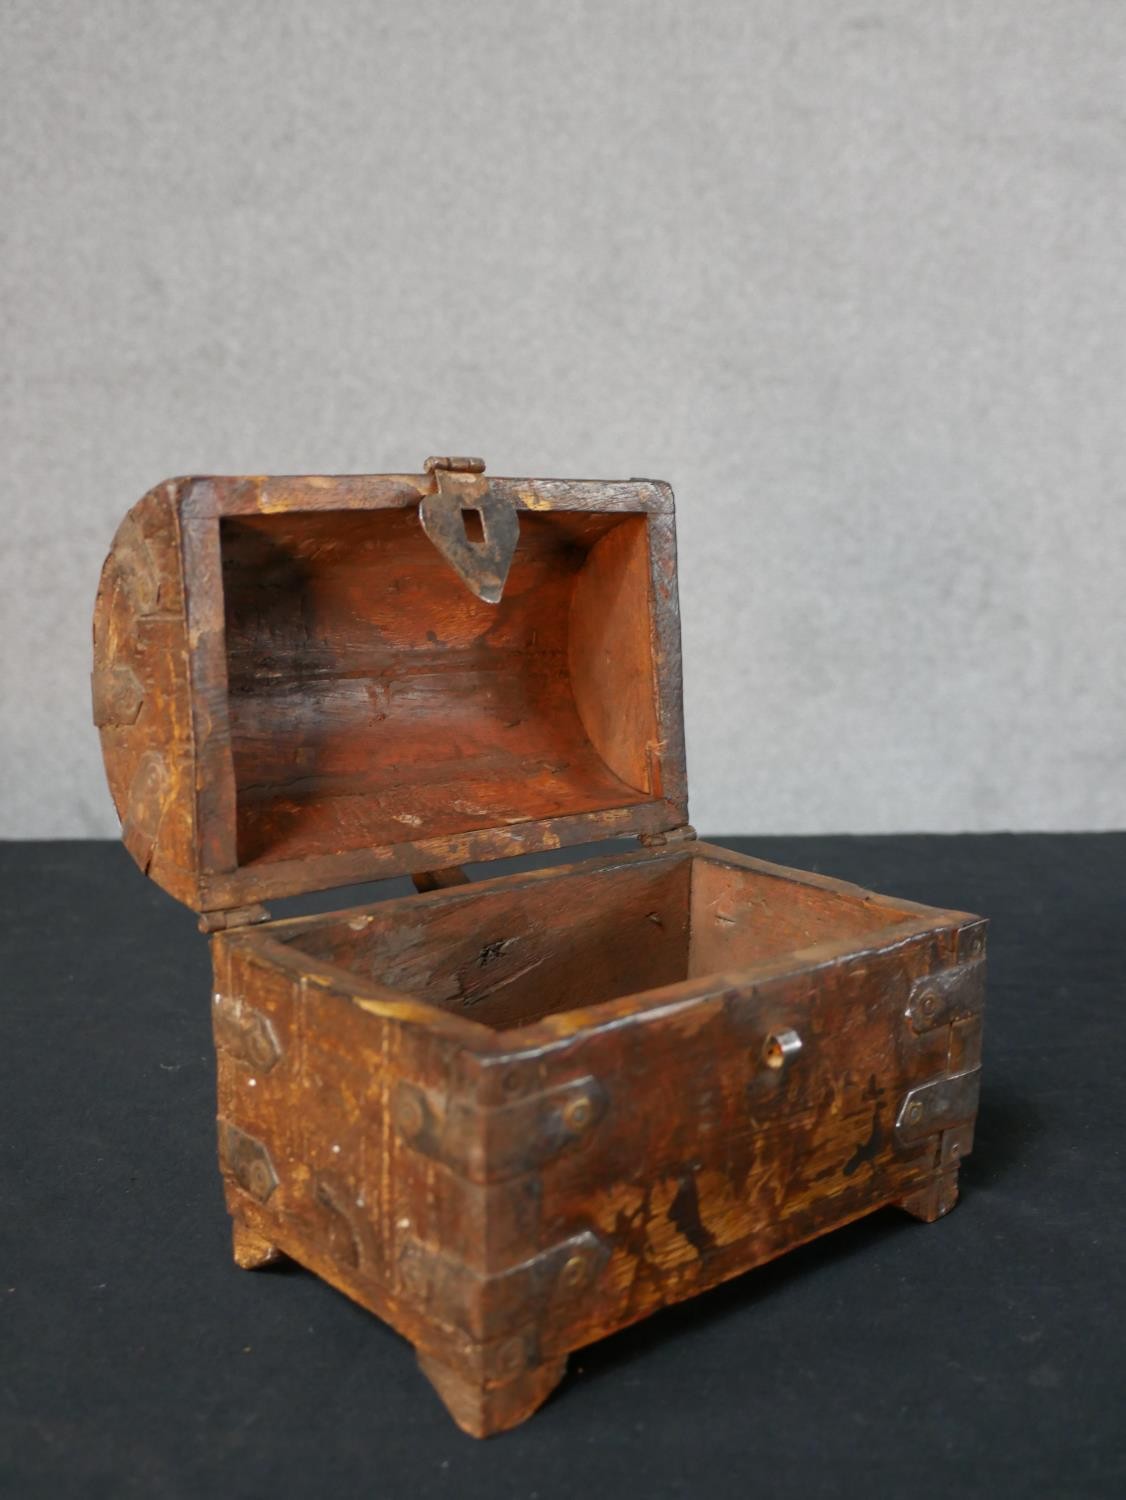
[418, 456, 519, 605]
[198, 903, 271, 934]
[424, 456, 486, 475]
[411, 865, 472, 893]
[638, 824, 697, 849]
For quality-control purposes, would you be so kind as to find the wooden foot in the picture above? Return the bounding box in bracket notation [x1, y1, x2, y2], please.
[898, 1168, 960, 1224]
[417, 1346, 568, 1438]
[231, 1218, 283, 1269]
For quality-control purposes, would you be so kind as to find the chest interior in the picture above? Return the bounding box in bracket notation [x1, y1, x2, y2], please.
[221, 506, 661, 870]
[264, 846, 922, 1033]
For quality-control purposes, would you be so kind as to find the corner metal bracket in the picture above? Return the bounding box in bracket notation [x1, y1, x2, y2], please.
[906, 958, 986, 1033]
[393, 1075, 606, 1184]
[213, 995, 283, 1073]
[91, 662, 144, 728]
[418, 456, 519, 606]
[397, 1229, 611, 1343]
[218, 1121, 279, 1204]
[895, 1067, 982, 1145]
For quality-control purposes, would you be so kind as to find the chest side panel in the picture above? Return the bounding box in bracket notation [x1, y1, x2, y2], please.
[516, 916, 985, 1352]
[209, 933, 535, 1362]
[92, 484, 199, 906]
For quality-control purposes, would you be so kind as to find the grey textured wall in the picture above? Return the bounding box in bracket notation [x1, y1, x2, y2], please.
[3, 0, 1124, 838]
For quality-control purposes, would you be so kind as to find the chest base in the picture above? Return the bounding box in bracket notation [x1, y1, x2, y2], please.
[210, 840, 985, 1437]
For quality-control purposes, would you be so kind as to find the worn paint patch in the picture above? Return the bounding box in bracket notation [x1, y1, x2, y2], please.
[668, 1170, 717, 1257]
[842, 1107, 884, 1178]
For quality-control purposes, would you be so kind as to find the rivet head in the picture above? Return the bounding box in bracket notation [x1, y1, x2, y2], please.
[394, 1088, 425, 1138]
[247, 1158, 274, 1201]
[563, 1095, 593, 1132]
[920, 991, 940, 1018]
[907, 1101, 924, 1125]
[400, 1254, 426, 1295]
[560, 1254, 589, 1291]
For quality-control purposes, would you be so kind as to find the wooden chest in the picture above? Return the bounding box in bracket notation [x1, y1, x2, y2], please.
[92, 458, 986, 1436]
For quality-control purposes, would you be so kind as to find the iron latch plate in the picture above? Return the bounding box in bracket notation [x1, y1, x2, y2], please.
[418, 456, 519, 605]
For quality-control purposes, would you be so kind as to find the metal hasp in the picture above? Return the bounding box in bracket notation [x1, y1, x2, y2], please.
[418, 456, 519, 604]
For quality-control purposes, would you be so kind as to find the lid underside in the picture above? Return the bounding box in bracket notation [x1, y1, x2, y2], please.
[93, 469, 688, 912]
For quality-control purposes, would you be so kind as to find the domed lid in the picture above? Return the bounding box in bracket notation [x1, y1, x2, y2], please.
[92, 459, 688, 918]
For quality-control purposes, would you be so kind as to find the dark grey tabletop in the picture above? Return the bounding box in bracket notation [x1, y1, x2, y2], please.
[2, 834, 1123, 1499]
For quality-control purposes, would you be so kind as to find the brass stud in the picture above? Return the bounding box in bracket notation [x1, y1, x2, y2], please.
[394, 1089, 425, 1138]
[563, 1095, 593, 1132]
[247, 1158, 274, 1201]
[560, 1254, 589, 1291]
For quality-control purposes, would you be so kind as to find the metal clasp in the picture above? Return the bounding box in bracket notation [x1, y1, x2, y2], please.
[418, 456, 519, 605]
